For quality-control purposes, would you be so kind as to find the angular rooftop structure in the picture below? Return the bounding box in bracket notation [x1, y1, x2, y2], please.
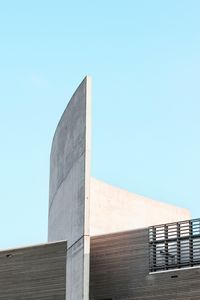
[1, 76, 199, 300]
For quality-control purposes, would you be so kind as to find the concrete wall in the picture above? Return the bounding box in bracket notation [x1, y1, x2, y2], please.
[48, 76, 92, 300]
[47, 76, 190, 300]
[0, 241, 67, 299]
[90, 177, 190, 236]
[90, 229, 200, 300]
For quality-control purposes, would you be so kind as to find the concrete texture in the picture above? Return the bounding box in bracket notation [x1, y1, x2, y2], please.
[66, 236, 90, 300]
[47, 76, 191, 299]
[0, 241, 67, 299]
[48, 76, 92, 300]
[90, 177, 190, 236]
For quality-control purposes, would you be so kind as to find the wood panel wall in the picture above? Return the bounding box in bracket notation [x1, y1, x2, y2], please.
[0, 241, 67, 299]
[90, 228, 200, 300]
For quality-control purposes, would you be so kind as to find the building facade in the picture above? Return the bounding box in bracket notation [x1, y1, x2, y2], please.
[1, 76, 198, 300]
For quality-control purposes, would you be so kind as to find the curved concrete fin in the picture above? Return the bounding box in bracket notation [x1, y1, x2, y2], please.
[48, 76, 91, 300]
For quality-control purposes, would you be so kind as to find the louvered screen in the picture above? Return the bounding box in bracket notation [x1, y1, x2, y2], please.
[149, 219, 200, 272]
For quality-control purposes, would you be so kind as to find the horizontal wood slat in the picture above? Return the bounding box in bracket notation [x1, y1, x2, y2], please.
[90, 228, 200, 299]
[0, 241, 67, 299]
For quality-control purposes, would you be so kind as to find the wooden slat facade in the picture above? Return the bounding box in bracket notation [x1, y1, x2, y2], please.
[0, 241, 67, 299]
[90, 229, 200, 299]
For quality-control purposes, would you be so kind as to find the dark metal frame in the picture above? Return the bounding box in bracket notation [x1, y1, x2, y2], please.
[149, 218, 200, 272]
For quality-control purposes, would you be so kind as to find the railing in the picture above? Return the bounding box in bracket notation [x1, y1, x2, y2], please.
[149, 218, 200, 272]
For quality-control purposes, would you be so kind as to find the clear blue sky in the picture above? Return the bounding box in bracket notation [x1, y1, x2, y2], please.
[0, 0, 200, 249]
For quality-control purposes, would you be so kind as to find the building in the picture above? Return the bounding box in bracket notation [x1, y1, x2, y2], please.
[1, 77, 199, 299]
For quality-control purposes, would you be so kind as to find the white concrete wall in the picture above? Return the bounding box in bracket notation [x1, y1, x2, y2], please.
[48, 76, 92, 300]
[47, 76, 190, 299]
[90, 177, 191, 236]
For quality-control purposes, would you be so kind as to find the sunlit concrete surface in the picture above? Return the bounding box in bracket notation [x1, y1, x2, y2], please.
[90, 177, 190, 236]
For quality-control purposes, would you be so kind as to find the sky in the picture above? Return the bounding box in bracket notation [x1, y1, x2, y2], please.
[0, 0, 200, 249]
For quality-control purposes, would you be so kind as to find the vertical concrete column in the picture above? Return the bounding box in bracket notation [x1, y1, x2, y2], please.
[48, 76, 92, 300]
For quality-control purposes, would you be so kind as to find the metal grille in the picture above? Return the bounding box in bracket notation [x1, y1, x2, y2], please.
[149, 218, 200, 272]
